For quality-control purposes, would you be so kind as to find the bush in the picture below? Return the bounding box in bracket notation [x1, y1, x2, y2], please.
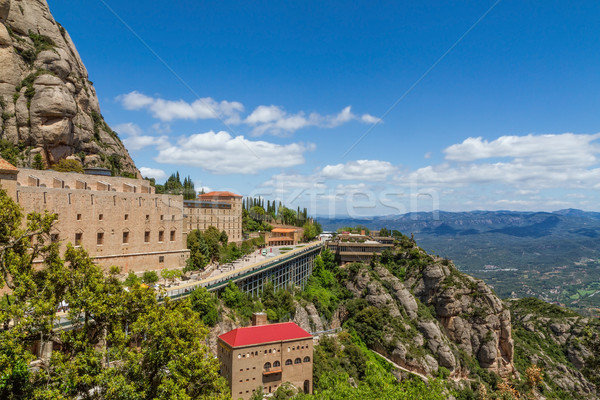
[189, 287, 219, 326]
[142, 271, 159, 285]
[51, 159, 84, 173]
[123, 272, 141, 287]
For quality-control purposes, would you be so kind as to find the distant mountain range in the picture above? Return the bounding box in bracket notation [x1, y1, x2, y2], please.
[319, 209, 600, 314]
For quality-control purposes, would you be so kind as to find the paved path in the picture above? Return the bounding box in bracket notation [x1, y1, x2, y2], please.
[368, 349, 430, 382]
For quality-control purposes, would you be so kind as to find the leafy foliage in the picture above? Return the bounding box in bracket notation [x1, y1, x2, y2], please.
[189, 287, 219, 326]
[51, 158, 84, 173]
[151, 172, 196, 199]
[0, 188, 228, 399]
[31, 153, 44, 170]
[0, 139, 24, 166]
[300, 249, 350, 321]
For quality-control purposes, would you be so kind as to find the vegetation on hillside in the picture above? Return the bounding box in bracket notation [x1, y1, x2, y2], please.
[185, 227, 265, 272]
[242, 196, 321, 234]
[145, 171, 197, 200]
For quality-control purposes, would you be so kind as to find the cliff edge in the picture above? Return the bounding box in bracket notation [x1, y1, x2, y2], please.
[0, 0, 137, 175]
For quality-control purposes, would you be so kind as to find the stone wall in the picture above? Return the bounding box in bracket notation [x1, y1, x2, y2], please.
[17, 168, 153, 193]
[16, 185, 188, 272]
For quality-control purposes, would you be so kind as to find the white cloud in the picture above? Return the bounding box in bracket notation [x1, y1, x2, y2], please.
[246, 105, 381, 136]
[154, 130, 314, 174]
[399, 133, 600, 190]
[245, 105, 286, 124]
[152, 123, 172, 134]
[116, 123, 169, 151]
[117, 92, 379, 136]
[321, 160, 396, 181]
[444, 133, 600, 167]
[118, 91, 244, 123]
[139, 167, 166, 181]
[252, 132, 600, 214]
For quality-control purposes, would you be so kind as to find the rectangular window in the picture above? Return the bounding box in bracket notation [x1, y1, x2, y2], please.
[50, 233, 59, 243]
[97, 232, 104, 245]
[98, 214, 103, 221]
[76, 214, 81, 221]
[159, 256, 164, 263]
[144, 231, 150, 243]
[124, 214, 129, 220]
[160, 215, 164, 221]
[158, 231, 164, 242]
[75, 232, 82, 246]
[170, 230, 175, 241]
[145, 214, 150, 221]
[122, 231, 129, 244]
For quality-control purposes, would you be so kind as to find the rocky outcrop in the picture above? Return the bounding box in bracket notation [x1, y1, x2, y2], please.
[0, 0, 137, 175]
[336, 250, 516, 379]
[406, 260, 515, 378]
[510, 298, 598, 398]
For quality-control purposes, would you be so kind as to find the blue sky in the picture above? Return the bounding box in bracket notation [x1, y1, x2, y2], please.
[48, 0, 600, 216]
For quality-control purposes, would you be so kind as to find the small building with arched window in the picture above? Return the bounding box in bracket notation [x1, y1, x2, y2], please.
[217, 313, 313, 399]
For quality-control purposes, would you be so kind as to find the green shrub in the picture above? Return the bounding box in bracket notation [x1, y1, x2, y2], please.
[141, 271, 159, 285]
[51, 159, 84, 173]
[189, 287, 219, 326]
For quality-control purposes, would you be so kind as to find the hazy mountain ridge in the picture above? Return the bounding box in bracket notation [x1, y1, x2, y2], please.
[320, 210, 600, 315]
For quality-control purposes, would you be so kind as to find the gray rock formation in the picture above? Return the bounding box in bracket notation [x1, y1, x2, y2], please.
[510, 299, 598, 398]
[406, 259, 515, 378]
[0, 0, 137, 175]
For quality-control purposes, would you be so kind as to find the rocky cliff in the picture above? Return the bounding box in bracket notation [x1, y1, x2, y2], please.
[0, 0, 137, 175]
[509, 298, 599, 398]
[204, 237, 599, 398]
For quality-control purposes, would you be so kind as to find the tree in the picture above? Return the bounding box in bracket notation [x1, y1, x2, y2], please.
[379, 227, 391, 237]
[302, 221, 322, 241]
[51, 158, 84, 173]
[32, 153, 44, 170]
[142, 270, 159, 285]
[189, 287, 219, 326]
[161, 268, 182, 284]
[98, 298, 229, 399]
[186, 229, 210, 271]
[0, 187, 228, 399]
[123, 271, 141, 287]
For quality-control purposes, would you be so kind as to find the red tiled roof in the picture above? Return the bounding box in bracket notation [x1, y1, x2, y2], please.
[218, 322, 311, 348]
[0, 157, 18, 173]
[197, 191, 242, 198]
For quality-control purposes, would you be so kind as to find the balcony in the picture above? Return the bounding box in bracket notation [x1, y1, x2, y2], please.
[262, 367, 282, 375]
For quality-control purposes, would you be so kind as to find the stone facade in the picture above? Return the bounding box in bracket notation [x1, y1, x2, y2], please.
[184, 191, 243, 243]
[217, 316, 313, 399]
[264, 228, 300, 246]
[0, 164, 189, 273]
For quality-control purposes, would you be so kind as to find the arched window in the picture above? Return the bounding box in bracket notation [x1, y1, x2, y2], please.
[264, 362, 271, 370]
[303, 356, 310, 362]
[273, 361, 280, 367]
[285, 359, 292, 366]
[294, 358, 302, 364]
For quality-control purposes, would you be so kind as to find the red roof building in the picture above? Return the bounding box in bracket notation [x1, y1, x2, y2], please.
[0, 156, 18, 173]
[219, 322, 312, 348]
[197, 191, 242, 199]
[264, 227, 300, 246]
[217, 313, 313, 399]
